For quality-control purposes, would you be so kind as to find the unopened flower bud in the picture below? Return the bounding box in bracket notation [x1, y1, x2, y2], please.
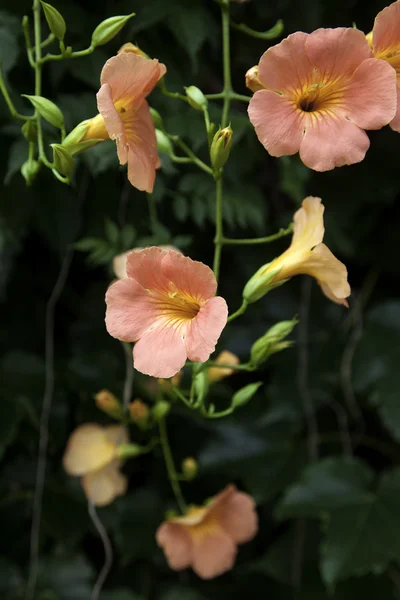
[149, 107, 163, 129]
[21, 160, 40, 186]
[185, 86, 208, 111]
[91, 14, 135, 48]
[232, 382, 263, 408]
[116, 442, 143, 459]
[118, 42, 149, 58]
[156, 129, 173, 155]
[193, 371, 208, 404]
[242, 263, 283, 304]
[152, 400, 170, 421]
[22, 94, 64, 129]
[95, 389, 124, 418]
[129, 399, 150, 425]
[210, 126, 233, 170]
[245, 65, 265, 93]
[250, 318, 298, 367]
[40, 1, 66, 41]
[51, 143, 74, 179]
[182, 457, 198, 480]
[21, 120, 37, 142]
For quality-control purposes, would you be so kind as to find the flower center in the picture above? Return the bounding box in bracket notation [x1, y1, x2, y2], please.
[150, 285, 202, 324]
[295, 78, 345, 114]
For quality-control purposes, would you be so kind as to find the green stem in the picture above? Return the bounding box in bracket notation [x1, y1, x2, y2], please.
[158, 79, 188, 102]
[206, 92, 250, 103]
[158, 418, 187, 514]
[22, 16, 36, 68]
[202, 406, 234, 419]
[227, 299, 248, 323]
[40, 45, 95, 64]
[170, 382, 193, 409]
[212, 176, 224, 281]
[205, 361, 251, 371]
[222, 224, 293, 245]
[40, 32, 55, 48]
[172, 137, 213, 175]
[146, 193, 158, 234]
[220, 0, 232, 128]
[170, 154, 192, 164]
[0, 66, 34, 121]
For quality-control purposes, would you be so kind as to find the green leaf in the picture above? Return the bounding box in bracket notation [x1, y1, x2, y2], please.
[4, 138, 27, 185]
[40, 1, 66, 40]
[104, 218, 120, 246]
[0, 11, 20, 74]
[22, 95, 64, 129]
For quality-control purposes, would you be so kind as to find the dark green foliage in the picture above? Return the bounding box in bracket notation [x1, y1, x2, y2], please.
[1, 0, 400, 598]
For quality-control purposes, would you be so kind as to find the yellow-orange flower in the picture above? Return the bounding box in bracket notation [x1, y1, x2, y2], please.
[63, 423, 128, 506]
[208, 350, 240, 382]
[156, 485, 258, 579]
[244, 197, 350, 306]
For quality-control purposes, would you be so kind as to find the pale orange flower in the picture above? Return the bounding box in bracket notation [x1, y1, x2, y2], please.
[208, 350, 240, 382]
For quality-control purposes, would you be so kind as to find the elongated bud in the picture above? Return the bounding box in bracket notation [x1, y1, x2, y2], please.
[129, 399, 150, 425]
[156, 130, 173, 155]
[116, 442, 144, 459]
[242, 263, 284, 304]
[152, 400, 170, 421]
[210, 126, 233, 170]
[21, 120, 37, 142]
[63, 120, 90, 146]
[22, 94, 64, 129]
[62, 120, 104, 155]
[40, 1, 66, 41]
[95, 389, 124, 418]
[185, 86, 208, 110]
[245, 66, 265, 93]
[182, 457, 198, 480]
[21, 160, 40, 186]
[118, 42, 149, 58]
[193, 371, 208, 404]
[91, 14, 135, 47]
[250, 318, 298, 367]
[51, 143, 74, 179]
[149, 107, 163, 129]
[232, 382, 263, 408]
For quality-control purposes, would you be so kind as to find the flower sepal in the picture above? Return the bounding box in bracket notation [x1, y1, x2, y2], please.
[242, 264, 285, 303]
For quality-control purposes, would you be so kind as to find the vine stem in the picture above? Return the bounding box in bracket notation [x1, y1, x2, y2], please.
[88, 502, 113, 600]
[227, 299, 248, 323]
[158, 418, 187, 514]
[220, 0, 232, 128]
[222, 224, 293, 245]
[213, 176, 224, 281]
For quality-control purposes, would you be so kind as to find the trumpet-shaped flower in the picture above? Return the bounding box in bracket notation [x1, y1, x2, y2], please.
[84, 52, 166, 192]
[248, 28, 397, 171]
[245, 197, 350, 306]
[368, 0, 400, 131]
[208, 350, 240, 382]
[63, 424, 128, 506]
[105, 247, 228, 378]
[156, 485, 258, 579]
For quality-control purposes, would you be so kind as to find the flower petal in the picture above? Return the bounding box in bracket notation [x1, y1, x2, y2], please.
[304, 28, 372, 80]
[105, 277, 158, 342]
[291, 196, 325, 249]
[104, 425, 129, 447]
[299, 113, 370, 171]
[372, 1, 400, 55]
[125, 101, 159, 192]
[303, 243, 351, 302]
[192, 527, 237, 579]
[97, 83, 128, 164]
[162, 251, 218, 301]
[257, 31, 311, 91]
[156, 522, 193, 571]
[343, 58, 397, 129]
[185, 296, 228, 363]
[63, 424, 115, 476]
[248, 90, 304, 156]
[100, 53, 166, 108]
[390, 87, 400, 132]
[212, 487, 258, 545]
[133, 323, 187, 378]
[81, 463, 127, 507]
[126, 247, 171, 292]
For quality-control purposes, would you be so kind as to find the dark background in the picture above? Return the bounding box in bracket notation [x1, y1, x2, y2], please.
[1, 0, 400, 598]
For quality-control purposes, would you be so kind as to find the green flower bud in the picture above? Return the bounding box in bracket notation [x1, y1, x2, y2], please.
[149, 107, 163, 129]
[21, 160, 40, 186]
[184, 86, 208, 110]
[62, 120, 90, 146]
[210, 126, 233, 170]
[193, 370, 209, 404]
[22, 95, 64, 129]
[91, 14, 135, 48]
[232, 382, 263, 408]
[51, 143, 74, 179]
[182, 457, 198, 480]
[249, 318, 298, 367]
[21, 120, 37, 142]
[40, 1, 66, 41]
[156, 129, 173, 155]
[116, 443, 144, 459]
[152, 400, 170, 421]
[242, 263, 284, 304]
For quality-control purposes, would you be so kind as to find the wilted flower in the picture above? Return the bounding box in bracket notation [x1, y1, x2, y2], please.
[113, 246, 182, 279]
[248, 28, 397, 171]
[84, 52, 166, 192]
[156, 485, 258, 579]
[368, 0, 400, 131]
[105, 247, 228, 378]
[63, 424, 128, 506]
[208, 350, 240, 382]
[245, 65, 265, 93]
[243, 197, 350, 305]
